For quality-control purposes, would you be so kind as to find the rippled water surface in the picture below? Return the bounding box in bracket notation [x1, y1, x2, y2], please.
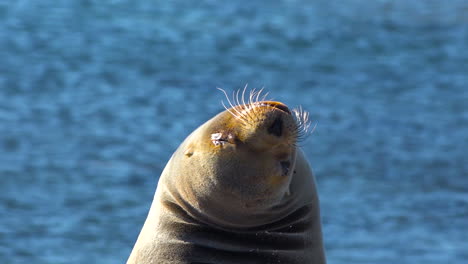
[1, 1, 467, 263]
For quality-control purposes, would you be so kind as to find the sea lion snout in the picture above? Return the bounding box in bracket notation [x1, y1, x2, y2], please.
[256, 100, 291, 114]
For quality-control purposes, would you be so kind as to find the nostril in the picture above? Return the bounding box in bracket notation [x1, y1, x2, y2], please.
[280, 161, 290, 176]
[268, 118, 283, 137]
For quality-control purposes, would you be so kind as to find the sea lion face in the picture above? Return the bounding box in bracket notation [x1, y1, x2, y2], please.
[165, 90, 311, 228]
[205, 101, 299, 208]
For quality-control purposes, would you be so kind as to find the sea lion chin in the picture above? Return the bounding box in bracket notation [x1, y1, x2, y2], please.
[127, 88, 326, 264]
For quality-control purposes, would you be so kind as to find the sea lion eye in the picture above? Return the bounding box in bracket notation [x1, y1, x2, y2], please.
[211, 133, 224, 146]
[268, 118, 283, 137]
[211, 132, 235, 147]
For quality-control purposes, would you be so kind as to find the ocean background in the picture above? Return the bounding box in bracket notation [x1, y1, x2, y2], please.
[1, 0, 467, 263]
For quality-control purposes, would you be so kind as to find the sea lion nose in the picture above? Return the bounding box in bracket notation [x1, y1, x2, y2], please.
[268, 117, 283, 137]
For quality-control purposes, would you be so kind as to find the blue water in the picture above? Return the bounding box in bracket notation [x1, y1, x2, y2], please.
[1, 1, 467, 263]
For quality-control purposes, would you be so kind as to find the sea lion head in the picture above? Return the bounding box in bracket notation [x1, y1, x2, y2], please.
[161, 89, 312, 229]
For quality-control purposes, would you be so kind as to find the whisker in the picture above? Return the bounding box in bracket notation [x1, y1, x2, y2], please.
[292, 106, 313, 142]
[241, 84, 248, 107]
[255, 87, 265, 103]
[310, 121, 317, 134]
[233, 89, 250, 121]
[217, 87, 236, 109]
[235, 89, 242, 108]
[217, 87, 248, 123]
[243, 85, 259, 123]
[221, 100, 239, 118]
[261, 90, 270, 102]
[222, 100, 249, 124]
[239, 84, 257, 124]
[232, 89, 248, 120]
[248, 88, 257, 106]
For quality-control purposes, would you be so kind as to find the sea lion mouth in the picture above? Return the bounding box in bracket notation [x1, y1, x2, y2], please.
[256, 101, 291, 114]
[280, 160, 291, 176]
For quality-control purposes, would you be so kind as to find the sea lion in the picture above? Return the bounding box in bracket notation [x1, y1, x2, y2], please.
[127, 89, 326, 264]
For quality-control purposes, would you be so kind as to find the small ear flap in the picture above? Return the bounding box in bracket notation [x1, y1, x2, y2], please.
[184, 146, 194, 157]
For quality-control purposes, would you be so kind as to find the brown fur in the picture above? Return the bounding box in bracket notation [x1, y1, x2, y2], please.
[127, 99, 326, 264]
